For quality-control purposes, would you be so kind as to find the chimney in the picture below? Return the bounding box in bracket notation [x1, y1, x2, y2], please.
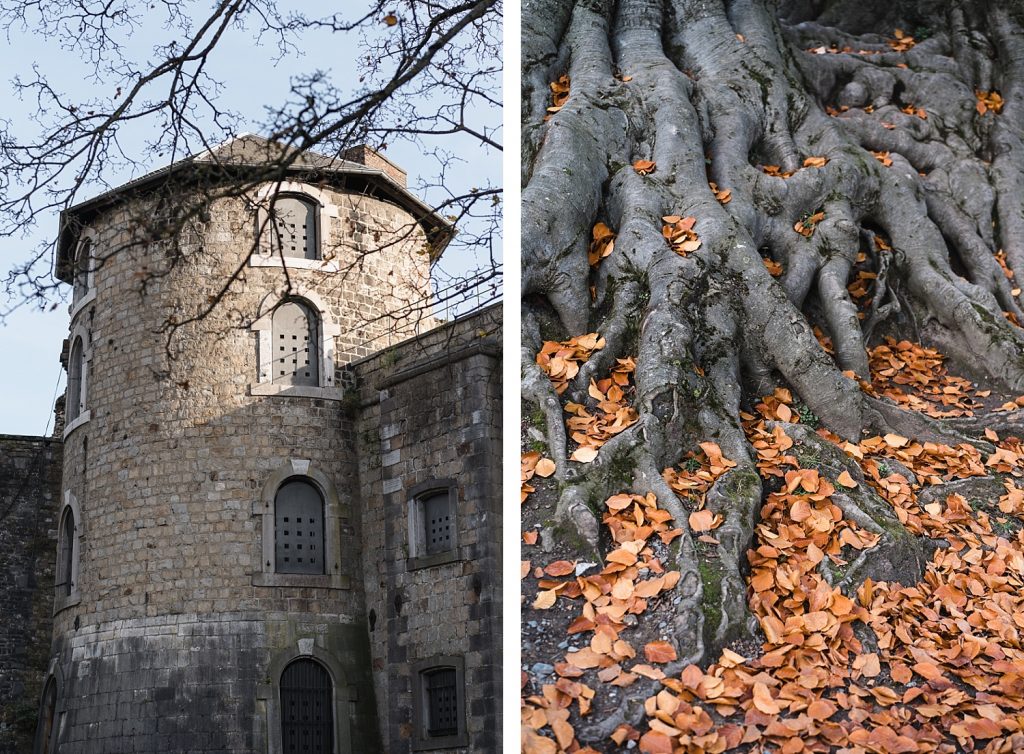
[341, 145, 408, 187]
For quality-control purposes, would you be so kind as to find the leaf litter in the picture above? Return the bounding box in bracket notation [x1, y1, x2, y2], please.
[524, 328, 1024, 752]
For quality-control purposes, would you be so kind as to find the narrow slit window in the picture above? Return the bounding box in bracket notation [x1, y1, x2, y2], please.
[73, 238, 92, 301]
[57, 507, 76, 596]
[67, 337, 85, 422]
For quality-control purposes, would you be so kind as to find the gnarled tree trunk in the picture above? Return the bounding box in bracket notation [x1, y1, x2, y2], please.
[522, 0, 1024, 744]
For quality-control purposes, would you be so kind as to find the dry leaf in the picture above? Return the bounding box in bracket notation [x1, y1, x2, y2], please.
[643, 641, 677, 664]
[533, 590, 558, 610]
[633, 159, 657, 175]
[688, 509, 722, 532]
[571, 445, 599, 463]
[535, 458, 556, 478]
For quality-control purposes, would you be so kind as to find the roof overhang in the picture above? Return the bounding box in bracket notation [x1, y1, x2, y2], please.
[55, 137, 454, 282]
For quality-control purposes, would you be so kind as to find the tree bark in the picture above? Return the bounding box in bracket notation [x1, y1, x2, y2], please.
[522, 0, 1024, 744]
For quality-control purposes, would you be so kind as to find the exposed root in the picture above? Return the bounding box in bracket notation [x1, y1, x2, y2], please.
[522, 0, 1024, 748]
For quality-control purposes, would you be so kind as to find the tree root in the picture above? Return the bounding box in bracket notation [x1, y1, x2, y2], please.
[522, 0, 1024, 747]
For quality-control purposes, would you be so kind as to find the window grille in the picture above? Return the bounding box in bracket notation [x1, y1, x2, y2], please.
[424, 668, 458, 738]
[421, 490, 454, 556]
[275, 479, 325, 575]
[67, 337, 85, 422]
[57, 508, 76, 596]
[271, 301, 319, 386]
[280, 659, 333, 753]
[272, 196, 318, 260]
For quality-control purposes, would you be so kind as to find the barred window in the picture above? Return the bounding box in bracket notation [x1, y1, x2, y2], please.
[408, 480, 459, 570]
[271, 300, 319, 387]
[274, 479, 325, 575]
[271, 195, 318, 260]
[412, 656, 467, 750]
[424, 668, 458, 737]
[421, 490, 454, 556]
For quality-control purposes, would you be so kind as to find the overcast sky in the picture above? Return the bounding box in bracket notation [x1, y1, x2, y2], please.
[0, 5, 501, 436]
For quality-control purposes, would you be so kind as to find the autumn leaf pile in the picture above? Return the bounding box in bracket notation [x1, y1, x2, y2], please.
[522, 451, 556, 503]
[708, 182, 732, 205]
[532, 334, 641, 465]
[662, 215, 702, 257]
[866, 338, 984, 418]
[887, 29, 917, 52]
[794, 210, 825, 238]
[976, 90, 1004, 116]
[563, 357, 639, 463]
[624, 411, 1024, 752]
[535, 333, 606, 394]
[522, 491, 687, 753]
[548, 75, 570, 119]
[663, 443, 738, 539]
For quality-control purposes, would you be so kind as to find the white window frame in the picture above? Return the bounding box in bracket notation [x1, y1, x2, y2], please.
[252, 459, 350, 589]
[250, 288, 342, 400]
[250, 182, 341, 271]
[63, 324, 92, 439]
[54, 490, 82, 613]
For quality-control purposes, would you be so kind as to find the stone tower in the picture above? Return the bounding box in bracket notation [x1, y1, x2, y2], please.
[35, 135, 502, 753]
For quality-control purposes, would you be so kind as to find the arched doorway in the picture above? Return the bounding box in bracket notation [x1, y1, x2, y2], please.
[280, 658, 333, 753]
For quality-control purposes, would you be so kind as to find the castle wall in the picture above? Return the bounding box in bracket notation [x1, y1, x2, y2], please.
[0, 435, 61, 754]
[352, 304, 502, 753]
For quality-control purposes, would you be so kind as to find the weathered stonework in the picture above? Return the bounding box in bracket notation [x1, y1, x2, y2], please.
[352, 305, 502, 754]
[8, 137, 501, 753]
[0, 435, 61, 754]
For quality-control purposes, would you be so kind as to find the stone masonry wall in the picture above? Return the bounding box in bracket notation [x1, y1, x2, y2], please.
[44, 179, 435, 751]
[352, 303, 502, 753]
[0, 435, 61, 754]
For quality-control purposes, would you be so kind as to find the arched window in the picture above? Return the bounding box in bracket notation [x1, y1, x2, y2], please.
[57, 507, 76, 596]
[275, 478, 325, 575]
[67, 336, 85, 423]
[253, 461, 349, 589]
[272, 300, 319, 387]
[280, 658, 333, 753]
[271, 195, 319, 260]
[73, 238, 92, 301]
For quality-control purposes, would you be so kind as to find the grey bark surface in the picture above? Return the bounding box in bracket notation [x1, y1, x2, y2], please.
[522, 0, 1024, 734]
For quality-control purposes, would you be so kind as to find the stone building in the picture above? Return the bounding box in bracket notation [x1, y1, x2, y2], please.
[0, 435, 62, 752]
[0, 135, 501, 753]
